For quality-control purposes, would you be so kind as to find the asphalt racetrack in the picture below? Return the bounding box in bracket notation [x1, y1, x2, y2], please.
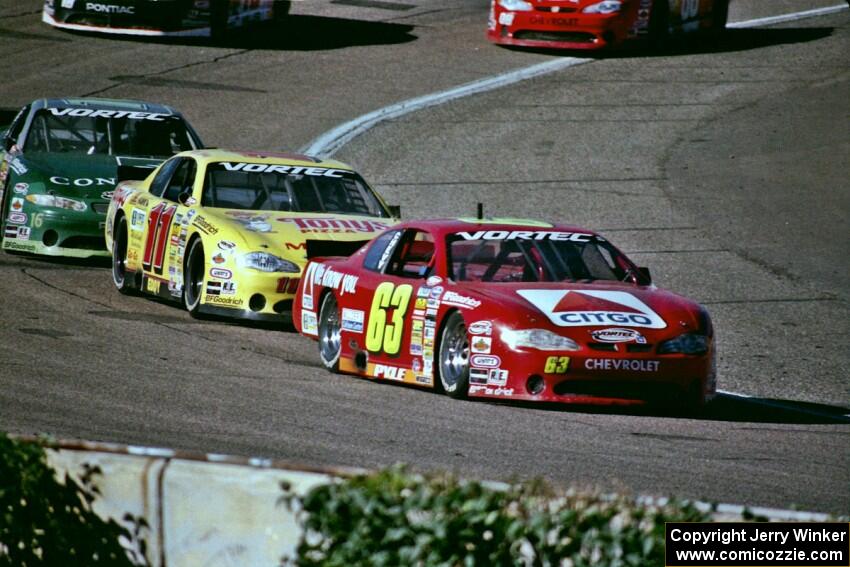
[0, 0, 847, 514]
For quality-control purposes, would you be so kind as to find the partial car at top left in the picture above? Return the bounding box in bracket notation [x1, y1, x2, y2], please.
[0, 98, 203, 258]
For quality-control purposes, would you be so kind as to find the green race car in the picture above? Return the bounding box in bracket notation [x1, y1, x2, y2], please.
[0, 97, 203, 258]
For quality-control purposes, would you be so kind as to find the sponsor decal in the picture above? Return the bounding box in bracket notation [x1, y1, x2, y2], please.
[306, 264, 358, 296]
[424, 326, 435, 340]
[426, 275, 443, 287]
[374, 364, 407, 382]
[218, 240, 237, 251]
[425, 308, 438, 320]
[410, 343, 423, 355]
[16, 227, 31, 241]
[423, 359, 433, 374]
[206, 295, 243, 307]
[468, 320, 492, 336]
[426, 297, 440, 309]
[10, 197, 24, 211]
[13, 183, 28, 194]
[471, 336, 492, 354]
[3, 240, 36, 252]
[49, 176, 115, 188]
[441, 291, 481, 309]
[591, 328, 646, 344]
[415, 297, 427, 310]
[302, 294, 314, 311]
[9, 158, 27, 175]
[517, 289, 667, 329]
[209, 268, 232, 280]
[469, 385, 514, 397]
[145, 277, 161, 294]
[429, 286, 444, 299]
[498, 12, 514, 25]
[455, 230, 593, 243]
[48, 107, 161, 121]
[220, 162, 347, 178]
[206, 281, 237, 296]
[412, 359, 421, 373]
[584, 359, 660, 372]
[415, 375, 430, 385]
[226, 212, 272, 233]
[192, 215, 219, 235]
[101, 191, 114, 200]
[7, 212, 26, 225]
[130, 208, 145, 231]
[470, 368, 489, 385]
[3, 226, 18, 239]
[212, 253, 227, 264]
[302, 311, 318, 335]
[280, 217, 391, 234]
[85, 3, 135, 14]
[488, 369, 508, 387]
[416, 286, 431, 298]
[341, 308, 365, 333]
[471, 354, 501, 368]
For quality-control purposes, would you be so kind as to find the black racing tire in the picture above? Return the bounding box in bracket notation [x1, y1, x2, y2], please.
[111, 214, 134, 295]
[210, 2, 230, 41]
[648, 0, 670, 51]
[711, 0, 729, 32]
[183, 237, 205, 317]
[437, 311, 470, 399]
[317, 292, 342, 372]
[273, 0, 291, 21]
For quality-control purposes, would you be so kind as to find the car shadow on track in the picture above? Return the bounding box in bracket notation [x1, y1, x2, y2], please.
[66, 16, 417, 51]
[505, 27, 835, 59]
[0, 250, 111, 270]
[499, 393, 850, 425]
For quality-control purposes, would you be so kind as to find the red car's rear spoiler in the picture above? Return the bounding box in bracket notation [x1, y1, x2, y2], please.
[305, 239, 369, 260]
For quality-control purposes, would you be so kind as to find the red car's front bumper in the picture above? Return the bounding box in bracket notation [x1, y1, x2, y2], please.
[468, 349, 716, 407]
[487, 7, 637, 50]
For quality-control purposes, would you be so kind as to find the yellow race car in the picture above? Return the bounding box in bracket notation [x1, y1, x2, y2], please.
[104, 149, 398, 322]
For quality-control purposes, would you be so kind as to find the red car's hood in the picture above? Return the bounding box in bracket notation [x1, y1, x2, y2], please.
[451, 281, 706, 341]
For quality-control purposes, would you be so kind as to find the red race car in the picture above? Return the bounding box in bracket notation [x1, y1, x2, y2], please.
[487, 0, 729, 50]
[293, 219, 716, 408]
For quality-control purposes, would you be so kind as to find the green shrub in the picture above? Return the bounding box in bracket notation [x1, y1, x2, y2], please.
[283, 465, 709, 566]
[0, 434, 148, 566]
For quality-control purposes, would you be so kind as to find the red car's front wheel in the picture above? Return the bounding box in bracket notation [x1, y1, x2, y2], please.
[438, 311, 470, 399]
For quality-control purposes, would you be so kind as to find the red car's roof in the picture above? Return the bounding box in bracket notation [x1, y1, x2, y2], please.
[393, 218, 602, 238]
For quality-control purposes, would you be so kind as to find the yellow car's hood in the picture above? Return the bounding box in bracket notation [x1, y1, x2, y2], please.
[194, 208, 396, 261]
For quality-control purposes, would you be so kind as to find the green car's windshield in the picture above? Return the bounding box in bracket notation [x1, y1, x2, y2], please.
[24, 108, 195, 158]
[201, 162, 390, 217]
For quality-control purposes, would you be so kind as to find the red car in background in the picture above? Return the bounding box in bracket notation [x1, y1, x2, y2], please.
[294, 219, 717, 409]
[487, 0, 730, 50]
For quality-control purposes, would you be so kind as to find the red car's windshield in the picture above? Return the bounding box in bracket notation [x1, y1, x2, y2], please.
[447, 231, 642, 283]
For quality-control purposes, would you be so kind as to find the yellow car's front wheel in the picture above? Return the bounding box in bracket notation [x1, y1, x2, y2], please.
[184, 238, 205, 318]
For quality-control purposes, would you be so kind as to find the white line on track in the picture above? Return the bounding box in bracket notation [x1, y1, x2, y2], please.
[726, 3, 848, 29]
[300, 3, 849, 157]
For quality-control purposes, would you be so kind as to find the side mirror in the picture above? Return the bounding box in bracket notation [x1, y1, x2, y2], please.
[388, 205, 401, 219]
[638, 267, 652, 283]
